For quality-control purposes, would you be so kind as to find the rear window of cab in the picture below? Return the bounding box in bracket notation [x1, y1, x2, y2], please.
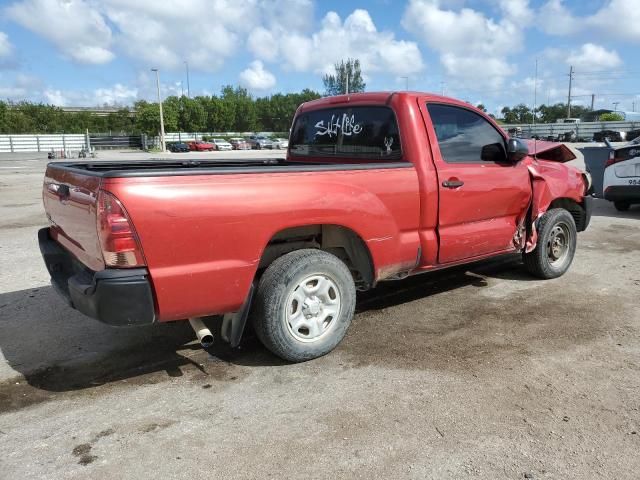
[289, 106, 402, 160]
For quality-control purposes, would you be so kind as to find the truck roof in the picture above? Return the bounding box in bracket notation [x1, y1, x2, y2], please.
[298, 91, 475, 112]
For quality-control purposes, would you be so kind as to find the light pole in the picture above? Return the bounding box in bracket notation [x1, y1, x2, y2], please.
[401, 76, 409, 91]
[151, 68, 166, 152]
[184, 61, 191, 98]
[612, 101, 620, 112]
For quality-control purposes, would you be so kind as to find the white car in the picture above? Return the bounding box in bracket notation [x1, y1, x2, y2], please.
[603, 136, 640, 211]
[272, 137, 289, 149]
[212, 138, 233, 151]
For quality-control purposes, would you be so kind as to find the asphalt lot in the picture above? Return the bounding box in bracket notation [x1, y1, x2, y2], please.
[0, 149, 638, 479]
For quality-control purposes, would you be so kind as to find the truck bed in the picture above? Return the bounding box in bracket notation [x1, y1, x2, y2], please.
[48, 158, 410, 178]
[43, 157, 420, 321]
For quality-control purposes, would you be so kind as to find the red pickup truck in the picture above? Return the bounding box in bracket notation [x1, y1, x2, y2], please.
[39, 92, 592, 362]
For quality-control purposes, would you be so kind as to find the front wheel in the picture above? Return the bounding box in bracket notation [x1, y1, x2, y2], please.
[523, 208, 577, 279]
[614, 201, 630, 212]
[252, 249, 356, 362]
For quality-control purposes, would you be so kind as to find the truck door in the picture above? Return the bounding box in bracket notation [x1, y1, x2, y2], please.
[422, 103, 532, 264]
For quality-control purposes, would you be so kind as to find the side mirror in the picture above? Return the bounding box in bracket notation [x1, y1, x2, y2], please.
[507, 138, 529, 163]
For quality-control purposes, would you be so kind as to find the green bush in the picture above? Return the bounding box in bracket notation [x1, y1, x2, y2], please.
[600, 112, 624, 122]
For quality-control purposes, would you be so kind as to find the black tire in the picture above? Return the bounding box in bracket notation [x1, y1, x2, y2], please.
[614, 201, 630, 212]
[252, 249, 356, 362]
[523, 208, 577, 279]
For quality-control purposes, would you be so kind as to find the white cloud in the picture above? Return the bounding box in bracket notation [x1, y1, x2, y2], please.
[0, 32, 13, 58]
[0, 73, 41, 99]
[537, 0, 640, 42]
[247, 27, 279, 62]
[586, 0, 640, 42]
[260, 9, 424, 77]
[497, 0, 533, 23]
[566, 43, 622, 71]
[43, 89, 67, 105]
[3, 0, 309, 70]
[402, 0, 521, 89]
[5, 1, 422, 87]
[94, 83, 138, 105]
[239, 61, 276, 91]
[6, 0, 114, 64]
[536, 0, 580, 36]
[0, 73, 136, 106]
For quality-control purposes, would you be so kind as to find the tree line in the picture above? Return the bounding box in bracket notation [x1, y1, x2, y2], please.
[0, 84, 616, 136]
[0, 86, 321, 136]
[493, 103, 592, 124]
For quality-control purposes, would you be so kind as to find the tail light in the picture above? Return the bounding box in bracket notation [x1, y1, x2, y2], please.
[605, 148, 637, 168]
[605, 150, 616, 168]
[96, 190, 146, 267]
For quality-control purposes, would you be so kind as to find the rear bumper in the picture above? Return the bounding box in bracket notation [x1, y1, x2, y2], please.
[604, 185, 640, 203]
[38, 228, 156, 326]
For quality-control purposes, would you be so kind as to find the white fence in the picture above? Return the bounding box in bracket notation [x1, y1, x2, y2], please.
[502, 121, 640, 139]
[0, 134, 87, 153]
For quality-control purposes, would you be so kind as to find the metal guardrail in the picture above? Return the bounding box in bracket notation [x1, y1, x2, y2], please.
[502, 120, 640, 140]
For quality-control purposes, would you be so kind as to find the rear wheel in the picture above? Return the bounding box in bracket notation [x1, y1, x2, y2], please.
[523, 208, 577, 279]
[614, 201, 630, 211]
[252, 249, 356, 362]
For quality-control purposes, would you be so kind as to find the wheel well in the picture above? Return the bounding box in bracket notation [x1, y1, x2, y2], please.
[548, 198, 587, 231]
[259, 225, 374, 290]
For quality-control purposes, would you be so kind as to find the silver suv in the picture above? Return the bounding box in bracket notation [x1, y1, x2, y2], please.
[246, 135, 273, 150]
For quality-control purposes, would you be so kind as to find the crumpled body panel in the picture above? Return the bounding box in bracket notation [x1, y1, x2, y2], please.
[524, 158, 587, 252]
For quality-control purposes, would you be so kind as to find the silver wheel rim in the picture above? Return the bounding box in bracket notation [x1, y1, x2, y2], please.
[284, 274, 342, 343]
[547, 221, 572, 267]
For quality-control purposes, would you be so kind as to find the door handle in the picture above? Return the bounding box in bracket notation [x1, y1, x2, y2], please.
[442, 179, 464, 188]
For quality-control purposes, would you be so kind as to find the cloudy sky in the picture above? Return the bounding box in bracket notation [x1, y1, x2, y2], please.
[0, 0, 638, 115]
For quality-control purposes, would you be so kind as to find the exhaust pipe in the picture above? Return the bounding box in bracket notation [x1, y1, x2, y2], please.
[189, 317, 214, 348]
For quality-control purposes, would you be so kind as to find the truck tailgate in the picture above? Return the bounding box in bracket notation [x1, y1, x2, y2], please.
[43, 164, 105, 271]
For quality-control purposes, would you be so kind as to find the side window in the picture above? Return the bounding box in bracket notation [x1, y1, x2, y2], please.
[427, 104, 507, 164]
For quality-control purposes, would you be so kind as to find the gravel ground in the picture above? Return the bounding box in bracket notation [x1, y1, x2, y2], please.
[0, 149, 638, 479]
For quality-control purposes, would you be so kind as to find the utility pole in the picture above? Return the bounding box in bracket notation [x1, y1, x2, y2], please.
[184, 61, 191, 98]
[151, 68, 166, 153]
[345, 71, 349, 95]
[566, 65, 573, 119]
[633, 101, 636, 112]
[440, 81, 445, 96]
[613, 102, 620, 111]
[532, 58, 538, 125]
[401, 76, 409, 91]
[590, 94, 595, 111]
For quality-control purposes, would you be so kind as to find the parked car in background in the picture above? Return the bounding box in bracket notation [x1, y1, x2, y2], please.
[593, 130, 624, 142]
[246, 135, 273, 149]
[188, 141, 215, 152]
[168, 142, 190, 153]
[603, 135, 640, 211]
[212, 138, 233, 151]
[272, 138, 289, 149]
[230, 138, 250, 150]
